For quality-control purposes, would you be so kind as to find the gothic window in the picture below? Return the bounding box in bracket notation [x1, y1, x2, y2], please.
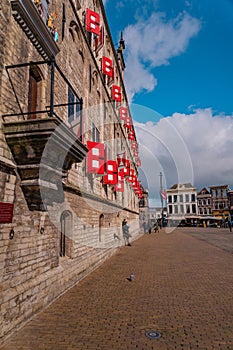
[92, 122, 100, 142]
[60, 211, 73, 258]
[99, 214, 104, 242]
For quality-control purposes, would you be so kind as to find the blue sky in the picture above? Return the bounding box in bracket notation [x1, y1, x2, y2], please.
[103, 0, 233, 205]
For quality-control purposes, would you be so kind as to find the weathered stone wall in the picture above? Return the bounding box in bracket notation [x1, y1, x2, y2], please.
[1, 182, 138, 340]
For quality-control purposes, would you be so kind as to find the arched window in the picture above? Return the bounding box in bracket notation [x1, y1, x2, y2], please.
[60, 210, 73, 257]
[69, 20, 80, 42]
[28, 65, 44, 119]
[99, 214, 104, 242]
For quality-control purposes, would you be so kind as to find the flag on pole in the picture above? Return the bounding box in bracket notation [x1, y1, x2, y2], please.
[161, 190, 167, 200]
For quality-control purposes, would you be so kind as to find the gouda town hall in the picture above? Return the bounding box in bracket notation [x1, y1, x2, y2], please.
[0, 0, 144, 340]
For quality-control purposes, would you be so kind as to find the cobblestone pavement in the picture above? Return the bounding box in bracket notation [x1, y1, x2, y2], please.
[1, 228, 233, 350]
[183, 227, 233, 254]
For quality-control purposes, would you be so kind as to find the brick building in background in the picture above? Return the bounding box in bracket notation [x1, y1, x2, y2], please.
[209, 185, 229, 219]
[0, 0, 144, 340]
[227, 190, 233, 218]
[197, 187, 212, 216]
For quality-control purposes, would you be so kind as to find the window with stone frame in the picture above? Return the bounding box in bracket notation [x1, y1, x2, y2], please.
[74, 0, 81, 11]
[92, 122, 100, 142]
[192, 204, 197, 214]
[68, 86, 82, 139]
[60, 210, 73, 258]
[28, 66, 43, 119]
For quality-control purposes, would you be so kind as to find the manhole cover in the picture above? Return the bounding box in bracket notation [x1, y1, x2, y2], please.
[145, 330, 162, 339]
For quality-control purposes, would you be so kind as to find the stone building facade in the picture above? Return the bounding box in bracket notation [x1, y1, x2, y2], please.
[0, 0, 143, 341]
[139, 188, 149, 232]
[227, 190, 233, 218]
[197, 187, 212, 216]
[166, 183, 198, 224]
[209, 185, 229, 219]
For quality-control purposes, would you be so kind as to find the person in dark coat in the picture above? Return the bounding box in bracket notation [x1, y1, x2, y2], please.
[122, 219, 131, 246]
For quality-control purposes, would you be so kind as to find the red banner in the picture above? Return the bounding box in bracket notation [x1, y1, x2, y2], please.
[119, 107, 128, 121]
[112, 85, 122, 102]
[124, 116, 132, 130]
[103, 160, 118, 185]
[102, 56, 113, 77]
[123, 159, 130, 177]
[128, 130, 135, 141]
[87, 141, 105, 174]
[86, 8, 100, 35]
[114, 169, 124, 192]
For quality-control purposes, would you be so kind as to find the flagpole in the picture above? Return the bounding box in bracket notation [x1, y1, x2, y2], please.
[159, 172, 163, 227]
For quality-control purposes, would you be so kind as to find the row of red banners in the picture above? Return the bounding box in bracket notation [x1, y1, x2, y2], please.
[86, 7, 141, 164]
[86, 8, 122, 102]
[87, 141, 143, 198]
[85, 8, 143, 198]
[119, 107, 141, 166]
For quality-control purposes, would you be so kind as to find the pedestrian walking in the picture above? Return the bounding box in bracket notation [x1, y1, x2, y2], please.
[153, 220, 159, 233]
[122, 219, 131, 246]
[142, 221, 147, 234]
[228, 217, 232, 232]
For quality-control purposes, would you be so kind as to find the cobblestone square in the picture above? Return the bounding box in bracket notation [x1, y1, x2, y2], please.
[1, 228, 232, 350]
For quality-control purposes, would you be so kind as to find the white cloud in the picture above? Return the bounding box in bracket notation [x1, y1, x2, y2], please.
[125, 57, 158, 102]
[124, 11, 201, 100]
[134, 108, 233, 205]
